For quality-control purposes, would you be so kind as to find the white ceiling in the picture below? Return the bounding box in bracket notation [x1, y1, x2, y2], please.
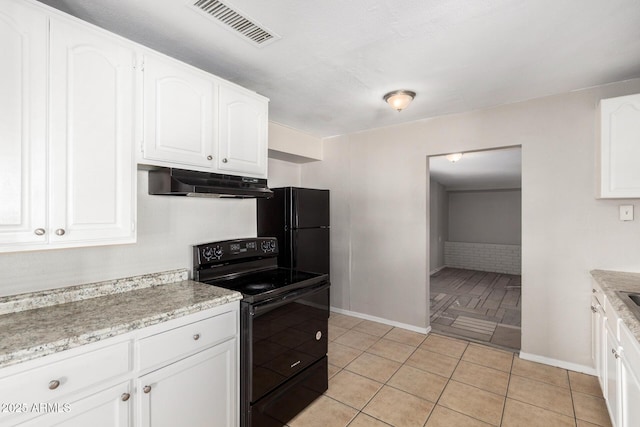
[430, 147, 521, 190]
[37, 0, 640, 138]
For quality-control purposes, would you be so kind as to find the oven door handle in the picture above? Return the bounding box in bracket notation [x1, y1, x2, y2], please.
[251, 282, 330, 316]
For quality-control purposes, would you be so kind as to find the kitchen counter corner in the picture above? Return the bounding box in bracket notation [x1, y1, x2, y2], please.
[0, 270, 242, 368]
[590, 269, 640, 342]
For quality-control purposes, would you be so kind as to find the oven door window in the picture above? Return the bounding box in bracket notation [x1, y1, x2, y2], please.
[250, 284, 329, 402]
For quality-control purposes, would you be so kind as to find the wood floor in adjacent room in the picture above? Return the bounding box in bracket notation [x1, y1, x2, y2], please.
[430, 267, 521, 351]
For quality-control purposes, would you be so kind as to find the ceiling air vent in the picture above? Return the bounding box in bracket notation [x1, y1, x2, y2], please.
[190, 0, 280, 47]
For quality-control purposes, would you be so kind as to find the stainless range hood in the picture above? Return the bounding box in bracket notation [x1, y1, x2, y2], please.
[148, 167, 273, 198]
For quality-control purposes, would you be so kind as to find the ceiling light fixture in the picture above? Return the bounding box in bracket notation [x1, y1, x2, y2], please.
[446, 153, 463, 163]
[383, 90, 416, 112]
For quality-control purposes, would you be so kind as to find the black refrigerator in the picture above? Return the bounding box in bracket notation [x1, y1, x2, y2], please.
[257, 187, 330, 274]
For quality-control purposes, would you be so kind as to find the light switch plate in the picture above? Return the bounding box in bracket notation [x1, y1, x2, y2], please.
[619, 205, 634, 221]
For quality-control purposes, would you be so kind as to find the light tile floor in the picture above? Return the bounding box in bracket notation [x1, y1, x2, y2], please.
[286, 313, 612, 427]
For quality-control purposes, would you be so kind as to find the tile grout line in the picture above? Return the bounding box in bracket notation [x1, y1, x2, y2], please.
[327, 317, 604, 427]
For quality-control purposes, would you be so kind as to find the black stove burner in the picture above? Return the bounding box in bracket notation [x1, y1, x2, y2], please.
[202, 267, 327, 302]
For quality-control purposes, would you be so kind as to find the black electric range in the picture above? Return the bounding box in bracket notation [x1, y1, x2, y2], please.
[193, 237, 330, 427]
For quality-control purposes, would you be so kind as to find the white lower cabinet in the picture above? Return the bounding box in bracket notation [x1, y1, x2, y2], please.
[591, 292, 606, 389]
[592, 280, 640, 427]
[619, 323, 640, 427]
[0, 303, 238, 427]
[137, 340, 236, 427]
[605, 321, 621, 426]
[19, 382, 132, 427]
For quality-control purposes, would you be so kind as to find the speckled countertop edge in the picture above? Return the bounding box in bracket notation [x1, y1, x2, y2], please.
[590, 270, 640, 342]
[0, 269, 189, 315]
[0, 271, 242, 369]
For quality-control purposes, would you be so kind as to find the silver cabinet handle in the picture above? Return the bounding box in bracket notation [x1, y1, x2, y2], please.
[143, 385, 151, 394]
[121, 393, 130, 402]
[222, 158, 228, 163]
[55, 229, 65, 236]
[207, 155, 213, 160]
[48, 380, 60, 390]
[34, 228, 46, 236]
[193, 334, 200, 341]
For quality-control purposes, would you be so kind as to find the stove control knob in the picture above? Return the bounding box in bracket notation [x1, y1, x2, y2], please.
[202, 246, 223, 261]
[202, 247, 215, 261]
[212, 246, 223, 259]
[261, 240, 276, 252]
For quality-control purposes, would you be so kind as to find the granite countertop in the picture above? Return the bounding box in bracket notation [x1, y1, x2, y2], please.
[591, 269, 640, 342]
[0, 269, 242, 369]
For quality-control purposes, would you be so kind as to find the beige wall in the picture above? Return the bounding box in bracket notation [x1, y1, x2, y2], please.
[267, 158, 302, 188]
[429, 179, 448, 272]
[448, 189, 521, 245]
[302, 78, 640, 371]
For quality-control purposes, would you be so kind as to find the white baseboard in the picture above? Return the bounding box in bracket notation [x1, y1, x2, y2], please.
[519, 351, 596, 376]
[330, 306, 430, 335]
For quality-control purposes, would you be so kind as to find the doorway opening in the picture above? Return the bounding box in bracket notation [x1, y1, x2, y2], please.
[428, 147, 522, 351]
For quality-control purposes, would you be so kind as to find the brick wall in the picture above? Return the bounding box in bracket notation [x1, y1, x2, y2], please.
[444, 241, 521, 275]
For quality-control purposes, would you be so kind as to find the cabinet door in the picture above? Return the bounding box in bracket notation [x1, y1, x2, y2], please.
[49, 17, 136, 245]
[19, 382, 132, 427]
[592, 296, 606, 389]
[620, 323, 640, 427]
[621, 356, 640, 427]
[137, 339, 237, 427]
[605, 321, 621, 427]
[218, 84, 268, 178]
[142, 54, 216, 168]
[598, 93, 640, 198]
[0, 0, 47, 247]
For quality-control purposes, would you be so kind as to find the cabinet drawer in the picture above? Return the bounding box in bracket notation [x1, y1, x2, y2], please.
[604, 297, 621, 337]
[138, 311, 236, 371]
[0, 341, 131, 405]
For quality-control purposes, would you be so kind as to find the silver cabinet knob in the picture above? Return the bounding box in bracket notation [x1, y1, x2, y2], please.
[222, 158, 228, 163]
[48, 380, 60, 390]
[193, 334, 200, 341]
[55, 229, 65, 236]
[143, 385, 151, 394]
[121, 393, 130, 402]
[207, 155, 213, 160]
[34, 228, 46, 236]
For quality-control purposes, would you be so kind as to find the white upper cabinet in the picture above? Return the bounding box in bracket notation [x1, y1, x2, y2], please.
[0, 0, 48, 246]
[48, 17, 136, 245]
[0, 2, 137, 253]
[597, 93, 640, 198]
[139, 53, 269, 179]
[141, 54, 217, 169]
[218, 84, 268, 178]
